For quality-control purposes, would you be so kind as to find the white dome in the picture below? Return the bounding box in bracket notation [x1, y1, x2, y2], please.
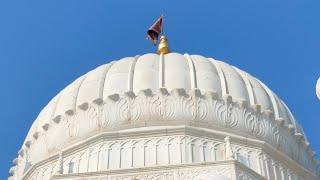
[27, 53, 298, 137]
[26, 53, 300, 139]
[11, 53, 317, 180]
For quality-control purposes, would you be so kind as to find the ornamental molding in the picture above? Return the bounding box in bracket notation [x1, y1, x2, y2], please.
[47, 161, 267, 180]
[50, 161, 235, 180]
[12, 88, 318, 178]
[17, 127, 317, 180]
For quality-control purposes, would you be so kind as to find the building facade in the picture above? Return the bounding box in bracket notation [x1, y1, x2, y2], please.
[9, 53, 319, 180]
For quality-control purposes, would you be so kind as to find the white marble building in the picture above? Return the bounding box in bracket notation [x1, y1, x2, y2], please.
[9, 53, 319, 180]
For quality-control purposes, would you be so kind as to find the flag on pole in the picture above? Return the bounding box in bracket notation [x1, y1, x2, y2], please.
[147, 15, 163, 45]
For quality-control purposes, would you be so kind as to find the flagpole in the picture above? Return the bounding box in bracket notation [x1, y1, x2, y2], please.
[146, 15, 169, 54]
[161, 14, 164, 36]
[157, 15, 169, 55]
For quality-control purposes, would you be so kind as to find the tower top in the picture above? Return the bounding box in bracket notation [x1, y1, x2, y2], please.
[157, 35, 170, 55]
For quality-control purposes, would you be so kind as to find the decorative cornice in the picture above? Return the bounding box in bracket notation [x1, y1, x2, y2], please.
[50, 160, 239, 179]
[14, 88, 317, 175]
[18, 126, 317, 180]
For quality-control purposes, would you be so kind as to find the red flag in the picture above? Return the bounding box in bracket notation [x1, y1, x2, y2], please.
[147, 16, 163, 45]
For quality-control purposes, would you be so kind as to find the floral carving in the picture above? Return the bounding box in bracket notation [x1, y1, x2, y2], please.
[117, 97, 129, 124]
[67, 115, 78, 138]
[131, 95, 144, 123]
[111, 173, 174, 180]
[162, 95, 174, 121]
[177, 166, 231, 179]
[244, 110, 266, 137]
[224, 103, 238, 128]
[271, 124, 281, 145]
[210, 100, 225, 126]
[197, 97, 208, 122]
[21, 89, 317, 178]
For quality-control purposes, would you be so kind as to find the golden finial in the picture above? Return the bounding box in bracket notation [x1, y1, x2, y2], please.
[157, 35, 170, 55]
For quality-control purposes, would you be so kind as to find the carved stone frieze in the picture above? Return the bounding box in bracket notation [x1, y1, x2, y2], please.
[15, 90, 318, 179]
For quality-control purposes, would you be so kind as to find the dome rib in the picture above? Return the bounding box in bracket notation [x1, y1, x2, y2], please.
[209, 58, 227, 96]
[100, 62, 115, 101]
[243, 72, 273, 111]
[101, 61, 116, 99]
[218, 61, 249, 101]
[159, 54, 164, 88]
[127, 55, 139, 92]
[274, 93, 291, 123]
[282, 100, 297, 127]
[103, 58, 136, 96]
[48, 94, 62, 126]
[48, 94, 61, 123]
[194, 56, 222, 94]
[77, 64, 109, 107]
[234, 67, 256, 106]
[184, 54, 197, 89]
[256, 79, 280, 119]
[53, 76, 86, 118]
[74, 75, 89, 112]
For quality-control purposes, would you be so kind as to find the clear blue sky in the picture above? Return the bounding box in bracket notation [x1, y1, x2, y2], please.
[0, 0, 319, 178]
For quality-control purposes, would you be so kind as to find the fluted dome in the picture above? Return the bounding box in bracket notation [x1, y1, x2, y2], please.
[27, 53, 298, 137]
[12, 53, 317, 180]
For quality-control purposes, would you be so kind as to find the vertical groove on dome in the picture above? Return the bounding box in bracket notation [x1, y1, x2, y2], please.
[77, 65, 111, 107]
[127, 55, 139, 91]
[159, 54, 165, 87]
[256, 79, 280, 119]
[98, 64, 113, 100]
[273, 94, 291, 123]
[53, 76, 87, 118]
[184, 54, 197, 89]
[281, 99, 296, 126]
[101, 62, 115, 99]
[209, 58, 228, 96]
[73, 75, 88, 113]
[234, 67, 255, 105]
[48, 94, 62, 122]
